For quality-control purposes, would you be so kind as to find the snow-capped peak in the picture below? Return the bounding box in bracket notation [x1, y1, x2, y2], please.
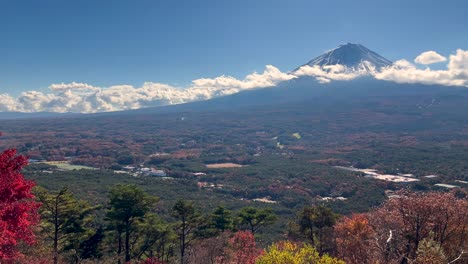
[295, 43, 392, 73]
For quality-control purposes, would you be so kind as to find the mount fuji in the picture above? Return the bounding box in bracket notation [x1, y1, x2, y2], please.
[295, 43, 392, 73]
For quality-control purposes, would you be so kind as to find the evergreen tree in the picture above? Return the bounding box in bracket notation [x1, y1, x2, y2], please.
[171, 200, 201, 264]
[291, 205, 336, 254]
[106, 184, 158, 263]
[211, 205, 234, 232]
[134, 213, 174, 262]
[78, 227, 104, 260]
[237, 207, 277, 234]
[195, 206, 234, 238]
[35, 186, 97, 264]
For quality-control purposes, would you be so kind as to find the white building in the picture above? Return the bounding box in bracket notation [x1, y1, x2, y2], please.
[149, 169, 166, 177]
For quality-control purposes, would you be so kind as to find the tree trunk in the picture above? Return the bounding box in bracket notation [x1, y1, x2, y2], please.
[319, 228, 324, 254]
[181, 217, 186, 264]
[118, 232, 122, 264]
[309, 227, 315, 247]
[53, 196, 59, 264]
[125, 220, 131, 262]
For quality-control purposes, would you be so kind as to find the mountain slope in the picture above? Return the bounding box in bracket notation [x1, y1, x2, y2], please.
[0, 111, 78, 120]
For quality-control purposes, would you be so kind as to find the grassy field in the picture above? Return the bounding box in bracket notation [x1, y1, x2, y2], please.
[205, 163, 244, 168]
[41, 161, 96, 171]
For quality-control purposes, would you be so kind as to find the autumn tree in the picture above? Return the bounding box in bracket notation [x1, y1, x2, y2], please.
[35, 186, 97, 264]
[188, 230, 263, 264]
[135, 257, 167, 264]
[336, 190, 468, 263]
[188, 231, 231, 264]
[256, 241, 345, 264]
[0, 141, 40, 260]
[106, 184, 158, 264]
[237, 207, 277, 234]
[334, 213, 376, 264]
[228, 230, 262, 264]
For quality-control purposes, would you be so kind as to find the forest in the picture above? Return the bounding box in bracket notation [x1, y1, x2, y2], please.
[1, 143, 467, 263]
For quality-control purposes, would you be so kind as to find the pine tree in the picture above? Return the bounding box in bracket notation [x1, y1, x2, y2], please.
[290, 205, 336, 253]
[237, 207, 277, 234]
[106, 184, 158, 264]
[211, 205, 234, 232]
[35, 186, 97, 264]
[171, 200, 201, 264]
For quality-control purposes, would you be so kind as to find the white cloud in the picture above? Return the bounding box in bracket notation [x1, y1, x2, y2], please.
[375, 49, 468, 87]
[414, 51, 447, 65]
[0, 94, 18, 112]
[16, 91, 55, 112]
[293, 61, 374, 83]
[192, 65, 294, 90]
[448, 49, 468, 79]
[1, 49, 468, 114]
[49, 82, 98, 92]
[0, 65, 296, 113]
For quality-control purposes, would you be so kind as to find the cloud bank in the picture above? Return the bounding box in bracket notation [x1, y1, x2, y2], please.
[0, 65, 295, 113]
[1, 49, 467, 113]
[375, 49, 468, 87]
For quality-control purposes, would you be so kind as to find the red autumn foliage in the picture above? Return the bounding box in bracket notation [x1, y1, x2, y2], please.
[0, 134, 40, 260]
[229, 231, 263, 264]
[133, 257, 166, 264]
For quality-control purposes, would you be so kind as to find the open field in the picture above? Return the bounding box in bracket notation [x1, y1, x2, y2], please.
[41, 161, 97, 171]
[206, 163, 244, 168]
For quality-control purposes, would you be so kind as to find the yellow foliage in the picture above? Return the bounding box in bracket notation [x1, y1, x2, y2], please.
[256, 241, 345, 264]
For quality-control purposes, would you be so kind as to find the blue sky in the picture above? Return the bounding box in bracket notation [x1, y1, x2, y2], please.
[1, 0, 467, 97]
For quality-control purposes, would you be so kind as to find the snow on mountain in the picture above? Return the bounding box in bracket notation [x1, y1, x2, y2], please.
[294, 43, 392, 73]
[291, 43, 393, 83]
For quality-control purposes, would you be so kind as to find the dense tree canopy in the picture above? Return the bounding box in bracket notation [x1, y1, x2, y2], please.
[335, 190, 468, 263]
